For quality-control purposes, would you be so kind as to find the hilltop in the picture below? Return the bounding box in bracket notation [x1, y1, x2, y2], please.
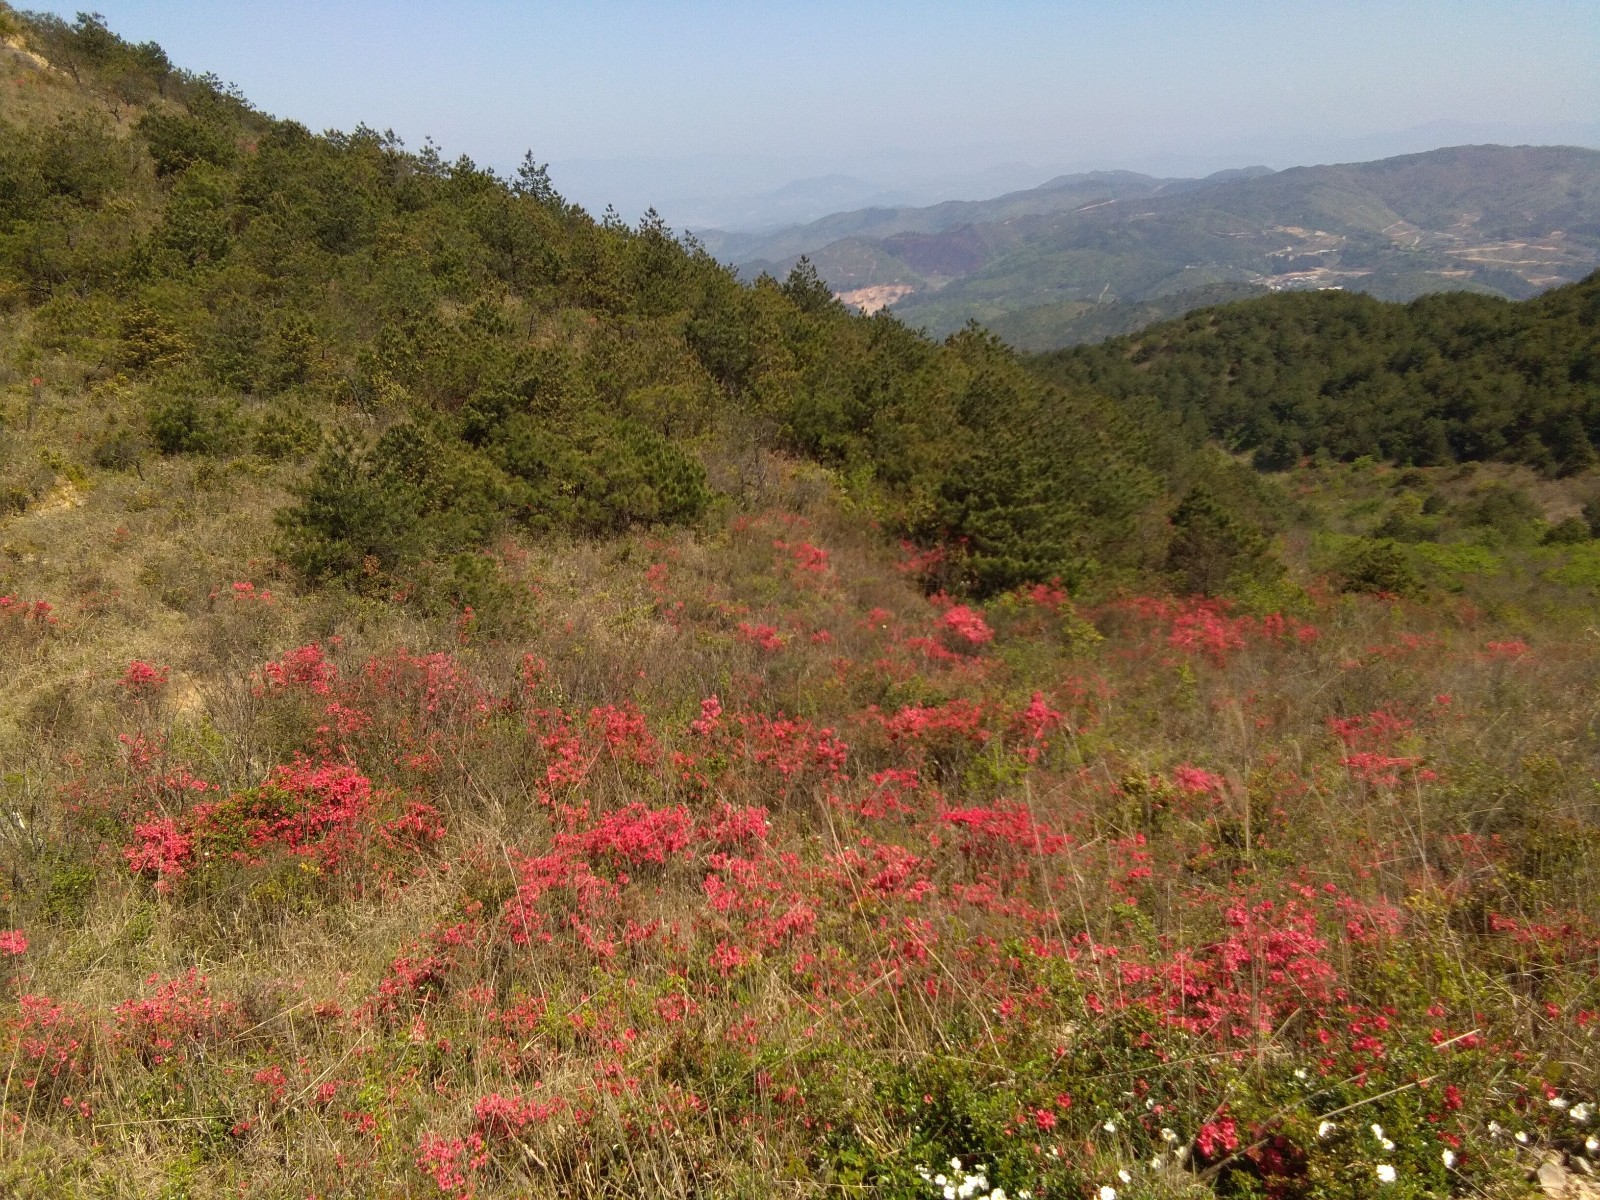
[4, 10, 1600, 1200]
[711, 145, 1600, 349]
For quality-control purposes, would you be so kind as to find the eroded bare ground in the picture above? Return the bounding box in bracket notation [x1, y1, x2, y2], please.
[834, 282, 917, 314]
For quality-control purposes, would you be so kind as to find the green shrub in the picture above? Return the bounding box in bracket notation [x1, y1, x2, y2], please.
[146, 393, 242, 456]
[253, 408, 320, 460]
[1164, 484, 1280, 595]
[1332, 538, 1422, 596]
[1543, 515, 1590, 545]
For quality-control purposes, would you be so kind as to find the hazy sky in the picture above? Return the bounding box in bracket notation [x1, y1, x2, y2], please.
[25, 1, 1600, 224]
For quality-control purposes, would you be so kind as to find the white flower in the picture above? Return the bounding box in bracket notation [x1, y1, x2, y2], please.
[1294, 1068, 1309, 1080]
[1552, 1096, 1571, 1110]
[1572, 1103, 1593, 1124]
[1370, 1123, 1385, 1140]
[1118, 1169, 1132, 1184]
[1376, 1163, 1397, 1184]
[1098, 1188, 1117, 1200]
[1174, 1145, 1191, 1162]
[1317, 1120, 1336, 1140]
[951, 1158, 963, 1171]
[1488, 1121, 1504, 1137]
[1442, 1149, 1457, 1169]
[1160, 1127, 1180, 1143]
[935, 1175, 948, 1187]
[1515, 1130, 1530, 1145]
[1102, 1120, 1118, 1133]
[1381, 1138, 1396, 1152]
[944, 1188, 956, 1200]
[990, 1191, 1007, 1200]
[1588, 1135, 1600, 1154]
[1150, 1154, 1168, 1170]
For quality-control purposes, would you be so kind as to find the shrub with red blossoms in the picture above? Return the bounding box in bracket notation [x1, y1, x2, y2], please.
[114, 968, 239, 1067]
[118, 660, 169, 696]
[258, 642, 338, 694]
[942, 604, 994, 646]
[581, 803, 692, 868]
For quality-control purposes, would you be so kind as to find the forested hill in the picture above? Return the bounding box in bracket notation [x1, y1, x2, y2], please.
[0, 7, 1242, 598]
[1028, 271, 1600, 473]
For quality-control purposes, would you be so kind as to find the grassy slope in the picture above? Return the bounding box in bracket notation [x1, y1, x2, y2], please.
[8, 408, 1600, 1197]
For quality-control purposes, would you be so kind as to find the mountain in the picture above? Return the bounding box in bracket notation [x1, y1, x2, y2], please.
[714, 145, 1600, 348]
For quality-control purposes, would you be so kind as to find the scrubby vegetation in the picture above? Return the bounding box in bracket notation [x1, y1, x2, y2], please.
[4, 9, 1600, 1199]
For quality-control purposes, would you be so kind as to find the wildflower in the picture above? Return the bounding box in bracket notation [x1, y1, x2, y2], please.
[1376, 1164, 1397, 1184]
[1488, 1122, 1504, 1137]
[1586, 1136, 1599, 1154]
[1552, 1096, 1571, 1110]
[1571, 1103, 1592, 1123]
[1160, 1128, 1179, 1144]
[1102, 1120, 1117, 1133]
[1442, 1149, 1457, 1169]
[1294, 1067, 1309, 1080]
[1098, 1188, 1117, 1200]
[1317, 1121, 1336, 1140]
[1117, 1169, 1132, 1183]
[0, 930, 27, 955]
[1150, 1155, 1167, 1170]
[1515, 1131, 1529, 1145]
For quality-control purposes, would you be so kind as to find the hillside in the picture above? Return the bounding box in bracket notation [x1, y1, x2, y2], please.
[719, 145, 1600, 350]
[6, 10, 1600, 1200]
[1029, 271, 1600, 473]
[0, 7, 1230, 603]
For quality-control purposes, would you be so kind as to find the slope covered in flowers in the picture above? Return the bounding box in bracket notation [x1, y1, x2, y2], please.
[1, 471, 1597, 1199]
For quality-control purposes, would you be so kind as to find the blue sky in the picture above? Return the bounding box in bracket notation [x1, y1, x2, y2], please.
[26, 2, 1600, 226]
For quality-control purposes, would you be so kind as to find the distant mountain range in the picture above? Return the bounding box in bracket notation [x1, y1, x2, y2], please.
[694, 145, 1600, 350]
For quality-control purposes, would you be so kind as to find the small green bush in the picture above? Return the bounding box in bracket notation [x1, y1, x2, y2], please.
[1332, 538, 1422, 596]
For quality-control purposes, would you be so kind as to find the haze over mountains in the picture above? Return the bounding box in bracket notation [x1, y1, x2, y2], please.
[695, 143, 1600, 351]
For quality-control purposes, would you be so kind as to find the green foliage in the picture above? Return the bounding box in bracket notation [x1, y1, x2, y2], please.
[146, 394, 242, 456]
[1164, 484, 1280, 595]
[277, 411, 711, 586]
[1331, 538, 1423, 597]
[253, 408, 320, 460]
[1033, 273, 1600, 475]
[135, 110, 237, 177]
[1457, 481, 1543, 540]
